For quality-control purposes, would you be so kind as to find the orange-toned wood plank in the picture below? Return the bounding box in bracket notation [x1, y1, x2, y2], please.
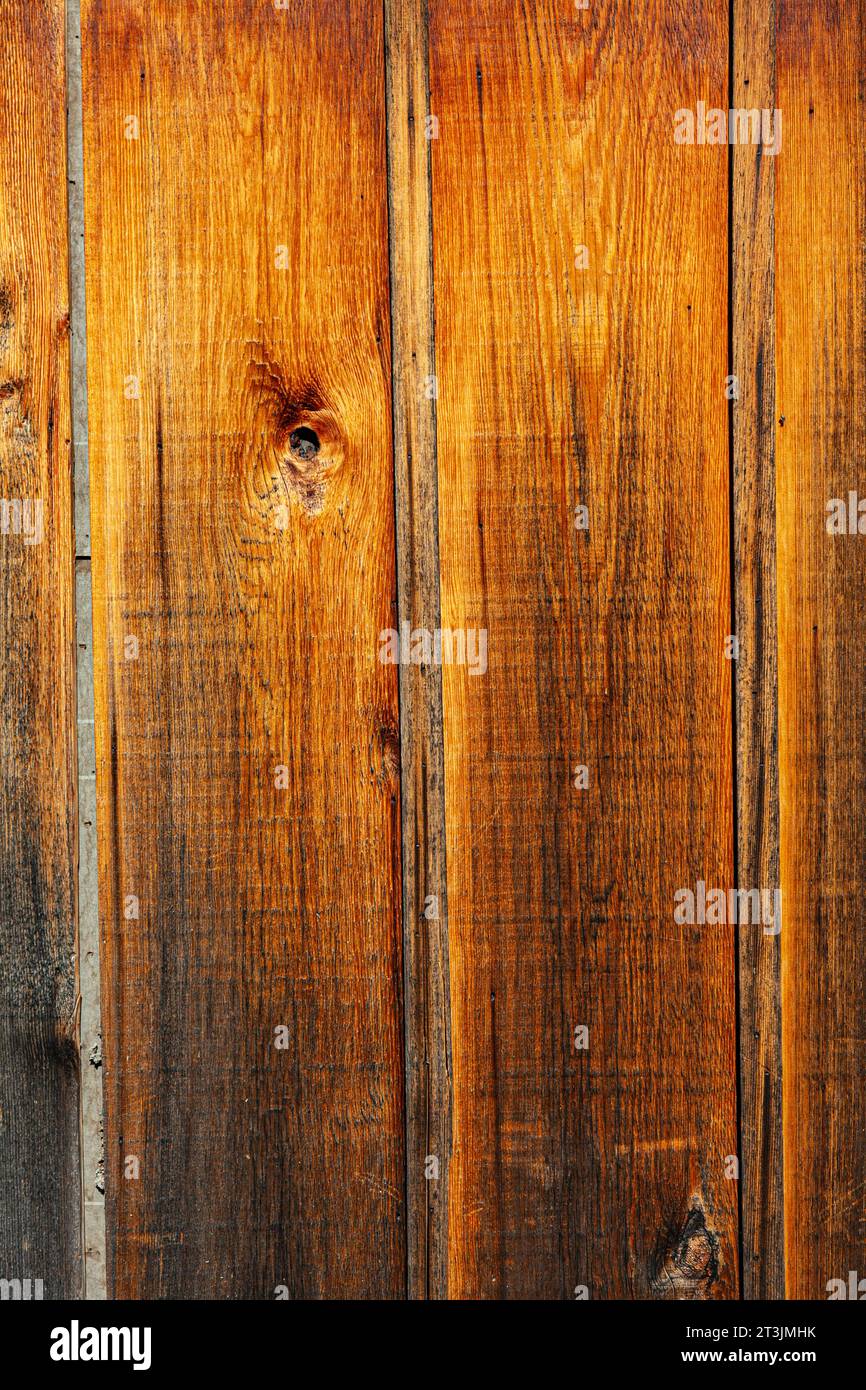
[777, 0, 866, 1300]
[82, 0, 405, 1297]
[0, 0, 80, 1296]
[428, 0, 739, 1297]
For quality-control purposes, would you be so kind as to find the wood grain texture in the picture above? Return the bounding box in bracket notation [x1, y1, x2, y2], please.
[0, 0, 80, 1297]
[428, 0, 739, 1299]
[385, 0, 453, 1300]
[82, 0, 405, 1298]
[732, 0, 784, 1300]
[777, 0, 866, 1299]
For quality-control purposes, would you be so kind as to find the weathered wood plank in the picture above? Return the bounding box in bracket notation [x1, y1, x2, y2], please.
[82, 0, 405, 1298]
[0, 0, 81, 1298]
[428, 0, 740, 1298]
[777, 0, 866, 1300]
[384, 0, 452, 1300]
[732, 0, 784, 1301]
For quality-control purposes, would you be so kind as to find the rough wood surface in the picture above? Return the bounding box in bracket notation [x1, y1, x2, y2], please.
[385, 0, 452, 1301]
[777, 0, 866, 1300]
[82, 0, 405, 1298]
[732, 0, 784, 1301]
[428, 0, 740, 1298]
[0, 0, 80, 1298]
[46, 0, 866, 1302]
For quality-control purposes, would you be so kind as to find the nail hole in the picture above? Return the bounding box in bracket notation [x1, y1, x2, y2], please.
[289, 426, 320, 461]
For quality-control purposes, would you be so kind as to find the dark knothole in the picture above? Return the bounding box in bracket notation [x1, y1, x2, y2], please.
[289, 426, 320, 461]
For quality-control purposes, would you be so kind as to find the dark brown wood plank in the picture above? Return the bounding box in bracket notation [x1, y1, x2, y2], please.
[385, 0, 453, 1300]
[82, 0, 405, 1298]
[732, 0, 784, 1301]
[0, 0, 81, 1299]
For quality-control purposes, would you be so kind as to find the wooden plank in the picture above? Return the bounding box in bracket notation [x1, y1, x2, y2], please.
[384, 0, 452, 1299]
[82, 0, 405, 1298]
[67, 0, 108, 1296]
[777, 0, 866, 1300]
[0, 0, 81, 1297]
[732, 0, 784, 1300]
[428, 0, 739, 1297]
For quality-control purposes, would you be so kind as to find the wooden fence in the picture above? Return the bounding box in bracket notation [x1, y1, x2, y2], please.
[0, 0, 863, 1300]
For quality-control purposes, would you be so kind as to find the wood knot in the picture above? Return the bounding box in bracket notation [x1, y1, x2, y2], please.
[274, 392, 344, 517]
[381, 728, 401, 780]
[651, 1201, 720, 1300]
[370, 722, 401, 787]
